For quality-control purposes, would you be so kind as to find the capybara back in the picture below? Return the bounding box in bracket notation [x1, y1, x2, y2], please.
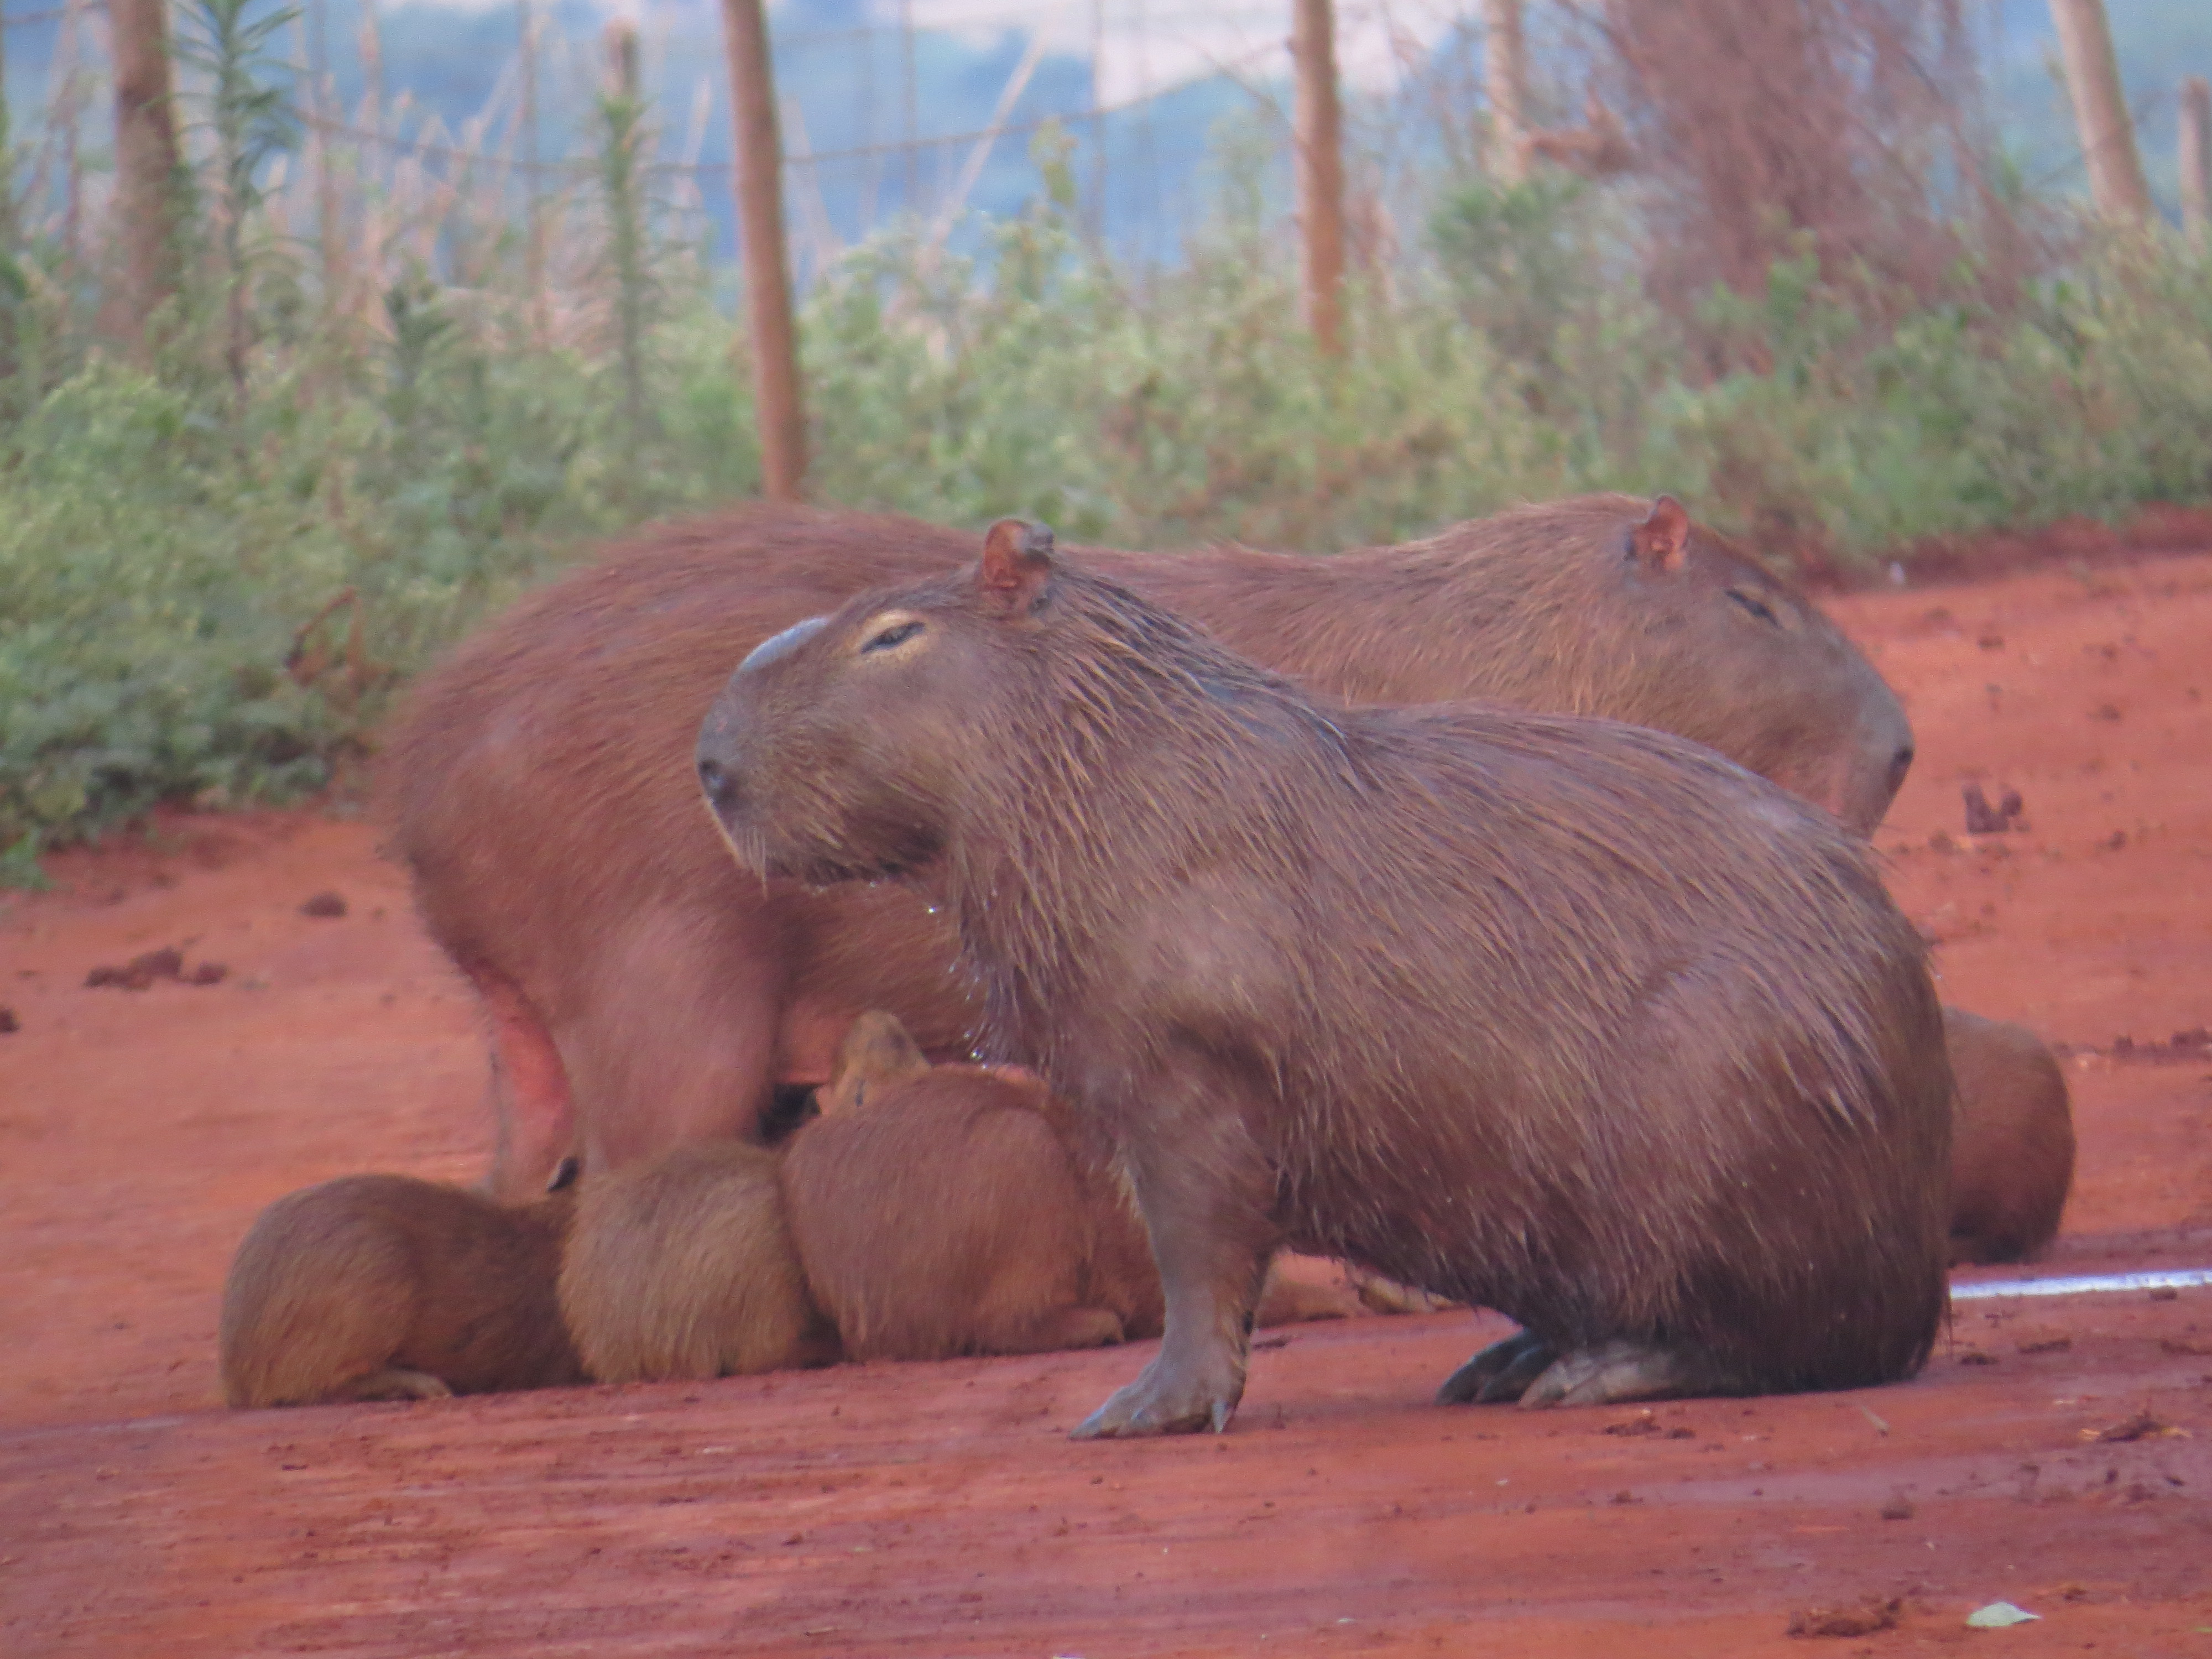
[1943, 1006, 2075, 1265]
[697, 520, 1952, 1436]
[220, 1175, 581, 1408]
[558, 1141, 838, 1382]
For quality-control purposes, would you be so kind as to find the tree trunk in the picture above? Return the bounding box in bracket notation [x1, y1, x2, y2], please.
[1484, 0, 1527, 186]
[1291, 0, 1344, 356]
[719, 0, 807, 500]
[2048, 0, 2151, 222]
[107, 0, 186, 351]
[2180, 76, 2210, 248]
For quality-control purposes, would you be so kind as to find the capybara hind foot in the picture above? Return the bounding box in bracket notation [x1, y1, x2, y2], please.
[341, 1367, 455, 1402]
[984, 1305, 1126, 1355]
[1436, 1330, 1555, 1405]
[1072, 1353, 1244, 1439]
[1517, 1339, 1749, 1408]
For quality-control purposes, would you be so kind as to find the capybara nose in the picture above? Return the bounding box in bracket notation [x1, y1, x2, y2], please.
[697, 755, 741, 814]
[1887, 742, 1916, 797]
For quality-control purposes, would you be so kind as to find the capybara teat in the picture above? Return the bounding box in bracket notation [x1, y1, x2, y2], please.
[1943, 1006, 2076, 1265]
[557, 1141, 840, 1383]
[698, 519, 1953, 1438]
[220, 1174, 582, 1408]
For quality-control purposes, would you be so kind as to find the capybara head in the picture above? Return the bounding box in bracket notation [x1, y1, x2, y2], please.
[1528, 495, 1913, 831]
[823, 1009, 932, 1113]
[698, 519, 1095, 883]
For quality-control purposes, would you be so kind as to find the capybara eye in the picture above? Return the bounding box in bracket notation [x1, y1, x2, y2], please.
[861, 619, 925, 655]
[1725, 587, 1781, 627]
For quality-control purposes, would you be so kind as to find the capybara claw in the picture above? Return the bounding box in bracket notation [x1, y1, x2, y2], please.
[1517, 1340, 1733, 1408]
[1072, 1367, 1241, 1438]
[1437, 1331, 1554, 1405]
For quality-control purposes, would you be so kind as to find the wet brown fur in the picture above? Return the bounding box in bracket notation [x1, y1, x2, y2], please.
[557, 1141, 841, 1382]
[696, 524, 1952, 1430]
[219, 1175, 582, 1408]
[1943, 1007, 2075, 1266]
[782, 1011, 1166, 1361]
[382, 495, 1913, 1198]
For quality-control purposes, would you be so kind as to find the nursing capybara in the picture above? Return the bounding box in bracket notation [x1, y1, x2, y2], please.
[696, 520, 1952, 1435]
[383, 494, 1914, 1198]
[557, 1141, 840, 1383]
[784, 1011, 1165, 1360]
[1944, 1007, 2075, 1265]
[220, 1175, 581, 1408]
[783, 1011, 1358, 1361]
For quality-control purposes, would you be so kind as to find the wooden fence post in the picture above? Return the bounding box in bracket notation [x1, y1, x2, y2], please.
[1291, 0, 1344, 356]
[720, 0, 806, 500]
[2048, 0, 2152, 222]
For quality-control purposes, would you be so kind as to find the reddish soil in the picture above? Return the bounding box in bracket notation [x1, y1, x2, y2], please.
[3, 553, 2210, 1657]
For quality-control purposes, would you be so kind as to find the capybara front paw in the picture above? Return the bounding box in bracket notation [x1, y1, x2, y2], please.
[1071, 1359, 1243, 1438]
[1517, 1339, 1739, 1407]
[1436, 1329, 1555, 1405]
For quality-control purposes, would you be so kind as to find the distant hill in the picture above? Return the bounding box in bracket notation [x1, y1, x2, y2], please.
[2, 0, 2206, 274]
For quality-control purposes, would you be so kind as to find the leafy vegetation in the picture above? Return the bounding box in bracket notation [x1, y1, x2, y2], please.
[1, 25, 2210, 867]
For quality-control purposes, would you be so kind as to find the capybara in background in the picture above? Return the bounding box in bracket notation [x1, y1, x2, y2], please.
[783, 1011, 1165, 1360]
[220, 1175, 581, 1408]
[1943, 1007, 2075, 1265]
[383, 494, 1916, 1198]
[696, 520, 1952, 1436]
[557, 1142, 840, 1383]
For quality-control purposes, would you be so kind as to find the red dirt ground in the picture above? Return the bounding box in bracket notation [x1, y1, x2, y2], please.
[3, 552, 2209, 1657]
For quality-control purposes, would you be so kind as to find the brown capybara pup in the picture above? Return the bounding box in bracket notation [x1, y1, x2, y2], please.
[1943, 1007, 2075, 1265]
[781, 1011, 1356, 1361]
[382, 494, 1914, 1199]
[783, 1010, 1165, 1359]
[695, 520, 1952, 1437]
[557, 1141, 840, 1383]
[220, 1175, 582, 1408]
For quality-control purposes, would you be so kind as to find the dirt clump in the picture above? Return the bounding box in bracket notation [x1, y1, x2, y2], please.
[697, 520, 1953, 1436]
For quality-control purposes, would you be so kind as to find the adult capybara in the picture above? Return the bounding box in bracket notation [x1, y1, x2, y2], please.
[695, 520, 1952, 1435]
[557, 1141, 840, 1382]
[220, 1175, 582, 1407]
[382, 494, 1915, 1199]
[1943, 1007, 2075, 1265]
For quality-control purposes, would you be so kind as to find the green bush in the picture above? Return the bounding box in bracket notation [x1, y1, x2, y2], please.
[3, 135, 2210, 865]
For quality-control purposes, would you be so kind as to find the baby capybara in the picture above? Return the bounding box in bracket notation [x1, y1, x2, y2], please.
[557, 1142, 840, 1382]
[696, 520, 1952, 1436]
[383, 494, 1914, 1198]
[220, 1175, 582, 1408]
[1944, 1007, 2075, 1265]
[782, 1011, 1166, 1359]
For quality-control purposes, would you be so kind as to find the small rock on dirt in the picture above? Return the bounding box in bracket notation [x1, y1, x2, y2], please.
[85, 948, 185, 990]
[2084, 1410, 2178, 1444]
[185, 962, 228, 986]
[1879, 1496, 1914, 1520]
[0, 1006, 17, 1034]
[1964, 1601, 2039, 1628]
[1787, 1598, 1900, 1638]
[299, 891, 348, 919]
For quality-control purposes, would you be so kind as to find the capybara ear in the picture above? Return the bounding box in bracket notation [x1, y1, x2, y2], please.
[1629, 495, 1692, 575]
[977, 518, 1057, 617]
[824, 1010, 931, 1114]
